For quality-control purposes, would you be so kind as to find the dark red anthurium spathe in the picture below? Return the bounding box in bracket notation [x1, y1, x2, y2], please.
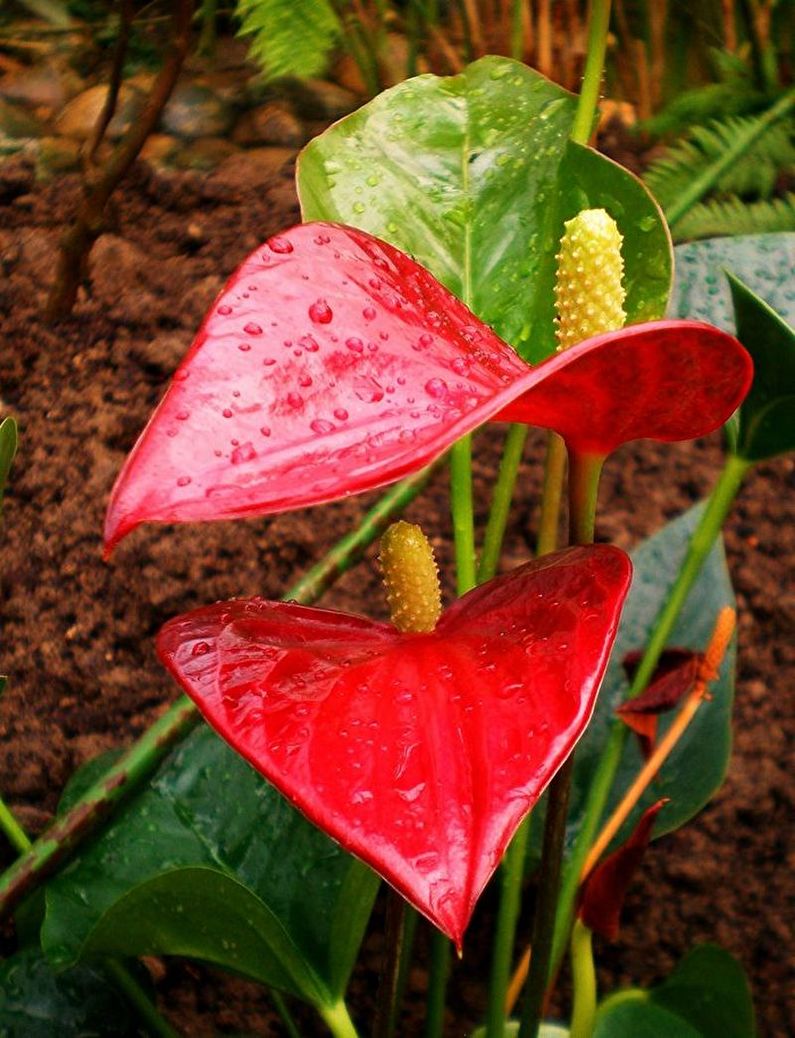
[579, 798, 668, 941]
[104, 222, 752, 553]
[157, 545, 632, 947]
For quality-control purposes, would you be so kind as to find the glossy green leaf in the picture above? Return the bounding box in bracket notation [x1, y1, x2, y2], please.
[595, 944, 755, 1038]
[727, 275, 795, 461]
[668, 232, 795, 331]
[297, 56, 671, 362]
[0, 416, 18, 514]
[471, 1023, 569, 1038]
[568, 504, 735, 851]
[42, 726, 379, 1010]
[594, 997, 702, 1038]
[0, 947, 139, 1037]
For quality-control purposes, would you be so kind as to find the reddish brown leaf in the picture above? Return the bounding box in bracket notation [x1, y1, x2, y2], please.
[579, 799, 668, 940]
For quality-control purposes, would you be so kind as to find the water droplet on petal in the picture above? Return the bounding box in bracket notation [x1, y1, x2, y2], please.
[287, 392, 304, 409]
[310, 419, 335, 434]
[176, 475, 191, 487]
[268, 236, 293, 254]
[231, 442, 257, 464]
[362, 306, 377, 320]
[260, 425, 271, 436]
[244, 322, 263, 335]
[346, 336, 364, 353]
[425, 377, 448, 399]
[309, 299, 333, 324]
[334, 408, 349, 421]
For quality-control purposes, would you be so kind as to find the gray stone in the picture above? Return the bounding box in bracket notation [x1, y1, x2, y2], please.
[211, 147, 296, 191]
[0, 62, 83, 114]
[248, 76, 360, 121]
[0, 97, 46, 140]
[35, 136, 81, 180]
[54, 84, 143, 141]
[172, 136, 239, 171]
[232, 102, 305, 148]
[160, 82, 235, 139]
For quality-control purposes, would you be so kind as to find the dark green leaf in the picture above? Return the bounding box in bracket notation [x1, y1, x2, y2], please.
[728, 274, 795, 461]
[594, 996, 701, 1038]
[595, 944, 755, 1038]
[43, 726, 379, 1009]
[0, 417, 18, 514]
[0, 947, 139, 1037]
[668, 233, 795, 331]
[298, 56, 671, 363]
[568, 504, 735, 851]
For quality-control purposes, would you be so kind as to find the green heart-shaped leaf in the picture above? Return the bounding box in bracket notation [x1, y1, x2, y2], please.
[42, 726, 379, 1011]
[668, 232, 795, 331]
[567, 503, 735, 852]
[0, 416, 18, 514]
[594, 944, 755, 1038]
[727, 274, 795, 461]
[0, 948, 140, 1037]
[297, 56, 671, 362]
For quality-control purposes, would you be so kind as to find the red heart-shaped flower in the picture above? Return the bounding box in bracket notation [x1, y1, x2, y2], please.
[157, 545, 632, 946]
[104, 222, 752, 552]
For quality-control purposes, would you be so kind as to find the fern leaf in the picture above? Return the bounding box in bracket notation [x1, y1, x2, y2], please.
[235, 0, 343, 81]
[645, 112, 795, 210]
[640, 81, 765, 138]
[672, 193, 795, 241]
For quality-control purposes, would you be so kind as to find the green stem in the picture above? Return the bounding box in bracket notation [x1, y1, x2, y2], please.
[374, 889, 408, 1038]
[484, 814, 533, 1037]
[666, 87, 795, 230]
[390, 907, 419, 1035]
[270, 991, 302, 1038]
[570, 0, 612, 146]
[517, 757, 574, 1038]
[450, 436, 477, 595]
[549, 453, 751, 975]
[567, 452, 605, 547]
[103, 959, 181, 1038]
[519, 444, 603, 1037]
[510, 0, 524, 59]
[569, 920, 596, 1038]
[318, 998, 361, 1038]
[0, 468, 439, 922]
[424, 928, 451, 1038]
[478, 424, 529, 583]
[536, 433, 567, 557]
[196, 0, 217, 57]
[0, 797, 31, 855]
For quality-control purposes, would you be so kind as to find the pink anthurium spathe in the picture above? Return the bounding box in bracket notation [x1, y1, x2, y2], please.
[104, 222, 752, 552]
[157, 545, 632, 947]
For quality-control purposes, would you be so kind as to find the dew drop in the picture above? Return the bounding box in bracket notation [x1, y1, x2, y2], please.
[238, 343, 251, 352]
[176, 475, 191, 487]
[346, 336, 364, 353]
[287, 392, 304, 409]
[268, 236, 294, 254]
[176, 410, 190, 421]
[192, 641, 210, 656]
[362, 306, 377, 320]
[425, 377, 448, 398]
[260, 425, 271, 436]
[262, 357, 276, 366]
[222, 408, 233, 418]
[244, 322, 263, 335]
[231, 442, 257, 464]
[309, 299, 333, 324]
[310, 419, 335, 435]
[334, 408, 349, 421]
[217, 304, 232, 316]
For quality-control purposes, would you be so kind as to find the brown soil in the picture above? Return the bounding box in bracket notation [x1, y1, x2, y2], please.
[0, 153, 792, 1037]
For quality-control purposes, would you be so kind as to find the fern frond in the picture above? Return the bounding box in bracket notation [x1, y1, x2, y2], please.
[646, 115, 795, 209]
[640, 81, 765, 138]
[672, 193, 795, 241]
[235, 0, 343, 81]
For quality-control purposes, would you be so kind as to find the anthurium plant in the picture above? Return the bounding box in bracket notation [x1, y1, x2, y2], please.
[3, 7, 794, 1037]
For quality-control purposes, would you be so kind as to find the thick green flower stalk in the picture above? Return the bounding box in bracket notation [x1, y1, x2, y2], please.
[554, 208, 626, 352]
